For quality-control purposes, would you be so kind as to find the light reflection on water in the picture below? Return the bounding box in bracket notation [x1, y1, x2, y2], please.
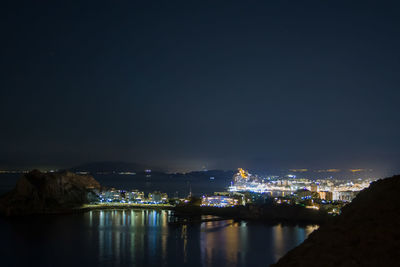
[89, 210, 317, 266]
[0, 209, 318, 267]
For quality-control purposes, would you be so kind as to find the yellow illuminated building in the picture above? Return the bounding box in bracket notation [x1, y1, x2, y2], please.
[238, 168, 248, 179]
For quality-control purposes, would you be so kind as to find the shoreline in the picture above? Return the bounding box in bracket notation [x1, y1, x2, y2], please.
[1, 204, 324, 228]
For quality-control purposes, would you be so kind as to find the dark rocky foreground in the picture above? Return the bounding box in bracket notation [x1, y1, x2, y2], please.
[271, 175, 400, 267]
[0, 170, 101, 216]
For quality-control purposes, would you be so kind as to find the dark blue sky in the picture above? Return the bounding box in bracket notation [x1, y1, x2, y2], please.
[1, 1, 400, 172]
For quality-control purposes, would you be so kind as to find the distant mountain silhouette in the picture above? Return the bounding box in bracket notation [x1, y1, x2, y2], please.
[69, 161, 164, 173]
[271, 174, 400, 266]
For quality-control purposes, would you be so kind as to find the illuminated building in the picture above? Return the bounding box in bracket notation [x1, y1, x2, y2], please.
[148, 191, 168, 203]
[201, 196, 239, 207]
[127, 190, 145, 202]
[337, 191, 358, 202]
[318, 191, 333, 201]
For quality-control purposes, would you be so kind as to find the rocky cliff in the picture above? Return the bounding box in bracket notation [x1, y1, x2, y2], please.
[0, 170, 101, 216]
[272, 175, 400, 266]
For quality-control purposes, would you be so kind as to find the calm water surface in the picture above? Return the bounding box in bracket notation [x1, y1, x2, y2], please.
[0, 209, 317, 267]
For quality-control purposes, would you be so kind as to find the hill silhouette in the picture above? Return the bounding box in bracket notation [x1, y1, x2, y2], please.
[0, 170, 101, 216]
[272, 175, 400, 266]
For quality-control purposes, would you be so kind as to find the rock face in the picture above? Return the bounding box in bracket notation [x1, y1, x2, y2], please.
[0, 170, 101, 216]
[272, 175, 400, 267]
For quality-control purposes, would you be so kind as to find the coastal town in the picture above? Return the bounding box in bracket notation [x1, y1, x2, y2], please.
[86, 168, 375, 215]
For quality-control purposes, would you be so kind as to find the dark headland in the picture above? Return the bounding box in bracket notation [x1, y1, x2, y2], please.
[271, 175, 400, 267]
[0, 170, 100, 216]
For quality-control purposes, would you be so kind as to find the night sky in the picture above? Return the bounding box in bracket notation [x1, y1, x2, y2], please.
[1, 1, 400, 172]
